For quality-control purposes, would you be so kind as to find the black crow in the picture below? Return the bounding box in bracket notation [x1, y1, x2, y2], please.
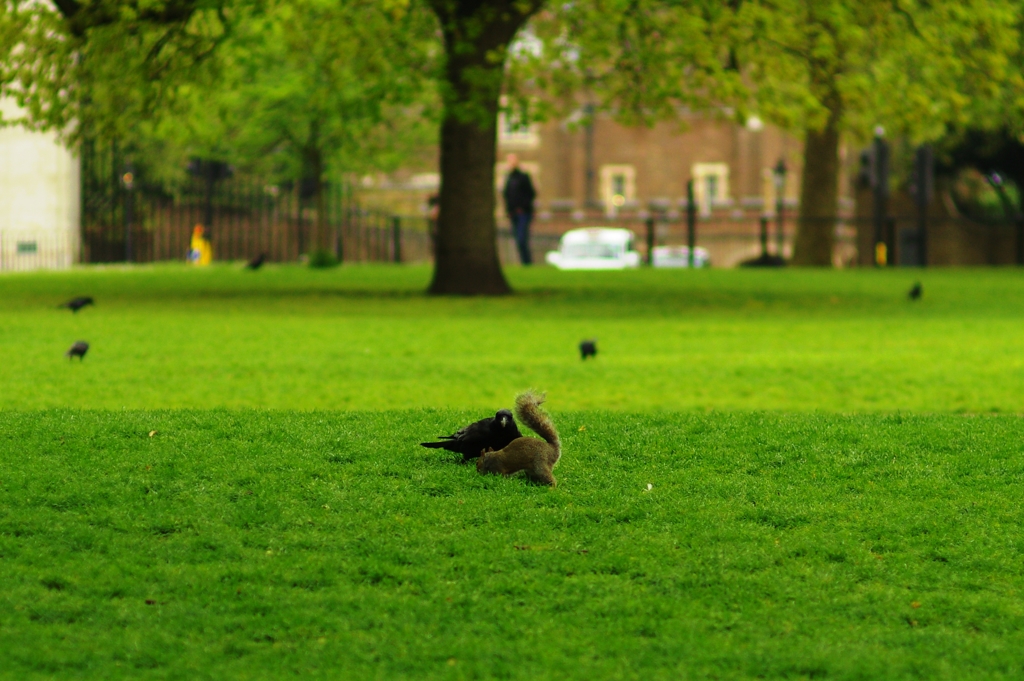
[60, 297, 94, 312]
[421, 409, 522, 461]
[908, 282, 922, 300]
[66, 341, 89, 361]
[580, 339, 598, 360]
[246, 253, 267, 270]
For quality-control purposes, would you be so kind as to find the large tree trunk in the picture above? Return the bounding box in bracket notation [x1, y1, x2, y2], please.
[431, 110, 509, 293]
[303, 130, 332, 256]
[427, 0, 542, 295]
[313, 175, 330, 255]
[308, 164, 332, 255]
[792, 108, 841, 266]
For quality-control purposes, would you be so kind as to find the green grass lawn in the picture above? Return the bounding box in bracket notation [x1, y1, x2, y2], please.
[4, 264, 1024, 679]
[3, 410, 1024, 679]
[2, 263, 1024, 411]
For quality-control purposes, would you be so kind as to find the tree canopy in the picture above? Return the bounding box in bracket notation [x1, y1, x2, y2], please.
[3, 0, 1024, 281]
[732, 0, 1021, 263]
[165, 0, 437, 249]
[1, 0, 228, 139]
[1, 0, 435, 171]
[517, 0, 1024, 265]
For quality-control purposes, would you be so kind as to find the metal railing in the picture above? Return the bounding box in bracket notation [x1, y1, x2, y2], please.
[0, 231, 77, 272]
[80, 172, 436, 265]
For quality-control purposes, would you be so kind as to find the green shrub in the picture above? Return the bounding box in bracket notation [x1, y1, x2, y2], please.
[307, 249, 339, 268]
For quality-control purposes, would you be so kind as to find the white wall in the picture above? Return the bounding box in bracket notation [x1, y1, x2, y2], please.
[0, 97, 80, 271]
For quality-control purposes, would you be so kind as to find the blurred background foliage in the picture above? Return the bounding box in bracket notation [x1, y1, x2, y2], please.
[2, 0, 1024, 261]
[0, 0, 440, 191]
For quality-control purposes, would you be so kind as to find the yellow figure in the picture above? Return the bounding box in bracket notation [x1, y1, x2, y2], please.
[188, 224, 213, 266]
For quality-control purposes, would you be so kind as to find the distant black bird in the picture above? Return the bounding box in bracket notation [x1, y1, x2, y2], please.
[580, 339, 598, 360]
[65, 341, 89, 361]
[908, 282, 922, 300]
[60, 296, 94, 313]
[246, 253, 267, 270]
[420, 409, 522, 461]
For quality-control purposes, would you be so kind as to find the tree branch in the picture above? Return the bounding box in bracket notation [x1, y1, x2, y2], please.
[890, 0, 923, 39]
[57, 1, 204, 37]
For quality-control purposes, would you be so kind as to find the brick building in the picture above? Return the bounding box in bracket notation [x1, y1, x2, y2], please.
[362, 110, 864, 267]
[488, 108, 852, 266]
[497, 109, 804, 222]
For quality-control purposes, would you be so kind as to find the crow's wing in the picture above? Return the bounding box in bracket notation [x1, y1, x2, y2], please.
[448, 418, 495, 456]
[421, 416, 495, 456]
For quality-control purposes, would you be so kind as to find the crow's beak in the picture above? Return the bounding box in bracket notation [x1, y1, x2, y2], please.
[500, 416, 507, 427]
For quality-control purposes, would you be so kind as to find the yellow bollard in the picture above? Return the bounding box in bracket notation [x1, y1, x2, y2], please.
[875, 242, 887, 266]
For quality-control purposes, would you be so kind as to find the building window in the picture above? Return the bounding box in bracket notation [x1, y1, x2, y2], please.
[497, 97, 540, 149]
[600, 164, 636, 215]
[692, 163, 730, 216]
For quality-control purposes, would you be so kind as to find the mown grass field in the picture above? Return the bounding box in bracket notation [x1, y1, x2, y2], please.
[4, 410, 1024, 680]
[3, 265, 1024, 679]
[2, 263, 1024, 411]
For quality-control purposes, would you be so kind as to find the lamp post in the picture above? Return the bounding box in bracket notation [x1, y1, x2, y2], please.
[987, 172, 1024, 265]
[122, 164, 135, 263]
[686, 179, 696, 267]
[872, 126, 890, 266]
[773, 159, 787, 257]
[914, 144, 933, 267]
[583, 102, 596, 209]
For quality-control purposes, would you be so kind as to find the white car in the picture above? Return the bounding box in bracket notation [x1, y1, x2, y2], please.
[545, 227, 642, 270]
[652, 245, 711, 268]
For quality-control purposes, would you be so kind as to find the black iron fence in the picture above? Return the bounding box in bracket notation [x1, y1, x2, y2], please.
[0, 231, 77, 272]
[854, 214, 1024, 268]
[80, 144, 561, 267]
[83, 176, 437, 265]
[76, 143, 1024, 269]
[80, 141, 437, 265]
[524, 212, 1024, 268]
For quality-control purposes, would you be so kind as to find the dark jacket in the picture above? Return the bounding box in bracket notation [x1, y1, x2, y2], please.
[503, 168, 536, 215]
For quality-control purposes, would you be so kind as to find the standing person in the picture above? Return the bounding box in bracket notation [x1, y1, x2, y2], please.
[503, 154, 536, 265]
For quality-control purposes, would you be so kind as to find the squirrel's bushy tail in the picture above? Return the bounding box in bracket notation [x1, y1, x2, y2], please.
[515, 390, 560, 464]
